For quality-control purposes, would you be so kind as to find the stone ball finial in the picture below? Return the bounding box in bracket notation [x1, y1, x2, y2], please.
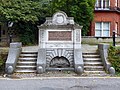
[109, 67, 115, 75]
[7, 66, 14, 74]
[76, 66, 83, 75]
[37, 66, 44, 74]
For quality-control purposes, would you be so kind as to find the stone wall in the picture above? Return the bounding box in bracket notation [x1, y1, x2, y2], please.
[82, 36, 120, 44]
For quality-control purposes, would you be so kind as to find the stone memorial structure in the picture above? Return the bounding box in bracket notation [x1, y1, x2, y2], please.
[37, 11, 83, 74]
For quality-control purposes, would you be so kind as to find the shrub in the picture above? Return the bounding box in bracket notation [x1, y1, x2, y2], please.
[0, 53, 7, 73]
[108, 46, 120, 72]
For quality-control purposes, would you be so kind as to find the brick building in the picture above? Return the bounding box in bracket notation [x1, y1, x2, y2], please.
[0, 0, 120, 46]
[90, 0, 120, 37]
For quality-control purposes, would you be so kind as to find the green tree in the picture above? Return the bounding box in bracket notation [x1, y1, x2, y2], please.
[48, 0, 96, 35]
[0, 0, 46, 45]
[0, 0, 43, 22]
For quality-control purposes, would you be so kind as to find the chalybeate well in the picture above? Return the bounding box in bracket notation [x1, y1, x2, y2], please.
[37, 11, 84, 74]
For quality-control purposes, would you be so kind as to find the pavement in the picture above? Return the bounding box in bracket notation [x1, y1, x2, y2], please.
[0, 77, 120, 90]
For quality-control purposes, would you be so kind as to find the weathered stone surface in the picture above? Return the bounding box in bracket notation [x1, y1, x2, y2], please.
[76, 66, 83, 75]
[74, 49, 84, 74]
[109, 67, 115, 75]
[37, 11, 83, 74]
[6, 42, 22, 74]
[46, 49, 74, 68]
[7, 66, 14, 74]
[98, 44, 115, 74]
[10, 42, 22, 48]
[37, 49, 46, 73]
[37, 66, 44, 74]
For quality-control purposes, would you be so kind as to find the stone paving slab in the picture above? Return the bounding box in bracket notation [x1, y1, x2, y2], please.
[21, 44, 98, 52]
[0, 71, 111, 79]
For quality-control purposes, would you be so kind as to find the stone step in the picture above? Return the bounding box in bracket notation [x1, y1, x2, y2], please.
[84, 71, 106, 74]
[17, 61, 36, 65]
[16, 65, 36, 69]
[82, 50, 98, 53]
[84, 68, 104, 71]
[21, 52, 38, 54]
[18, 57, 37, 61]
[15, 51, 37, 73]
[83, 54, 100, 58]
[84, 62, 103, 66]
[83, 52, 99, 55]
[20, 54, 37, 57]
[84, 65, 104, 68]
[15, 70, 37, 73]
[83, 58, 101, 61]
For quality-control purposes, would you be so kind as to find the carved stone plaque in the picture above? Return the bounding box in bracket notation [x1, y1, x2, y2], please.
[48, 31, 72, 41]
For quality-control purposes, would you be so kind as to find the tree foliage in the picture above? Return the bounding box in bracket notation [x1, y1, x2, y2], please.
[49, 0, 96, 35]
[0, 0, 46, 45]
[0, 0, 43, 22]
[0, 0, 96, 45]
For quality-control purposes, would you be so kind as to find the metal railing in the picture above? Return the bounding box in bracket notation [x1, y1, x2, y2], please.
[113, 31, 120, 46]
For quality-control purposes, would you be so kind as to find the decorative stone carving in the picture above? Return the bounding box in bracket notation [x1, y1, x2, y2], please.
[37, 11, 83, 74]
[50, 56, 70, 68]
[76, 30, 80, 42]
[46, 49, 74, 68]
[52, 11, 68, 25]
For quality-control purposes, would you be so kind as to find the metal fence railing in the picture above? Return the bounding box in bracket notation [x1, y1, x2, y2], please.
[113, 31, 120, 46]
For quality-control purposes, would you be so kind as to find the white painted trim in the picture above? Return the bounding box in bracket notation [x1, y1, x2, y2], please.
[115, 22, 118, 37]
[95, 0, 110, 10]
[115, 0, 118, 7]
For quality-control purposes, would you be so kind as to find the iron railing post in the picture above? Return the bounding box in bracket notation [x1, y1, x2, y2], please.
[113, 31, 115, 46]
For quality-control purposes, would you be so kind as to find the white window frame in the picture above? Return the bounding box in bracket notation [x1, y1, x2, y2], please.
[95, 22, 110, 37]
[115, 22, 118, 37]
[115, 0, 118, 7]
[95, 0, 110, 10]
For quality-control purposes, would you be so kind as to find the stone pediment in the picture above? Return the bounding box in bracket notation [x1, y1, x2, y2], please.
[44, 11, 74, 25]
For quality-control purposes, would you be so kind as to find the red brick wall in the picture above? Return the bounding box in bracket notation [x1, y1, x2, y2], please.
[91, 12, 120, 36]
[111, 0, 120, 7]
[90, 0, 120, 36]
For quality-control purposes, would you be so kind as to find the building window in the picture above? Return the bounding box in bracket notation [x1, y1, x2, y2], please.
[95, 22, 110, 37]
[95, 0, 110, 10]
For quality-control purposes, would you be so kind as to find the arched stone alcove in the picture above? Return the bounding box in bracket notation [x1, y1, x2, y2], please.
[50, 56, 70, 68]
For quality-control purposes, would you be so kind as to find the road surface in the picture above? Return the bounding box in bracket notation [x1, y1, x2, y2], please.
[0, 77, 120, 90]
